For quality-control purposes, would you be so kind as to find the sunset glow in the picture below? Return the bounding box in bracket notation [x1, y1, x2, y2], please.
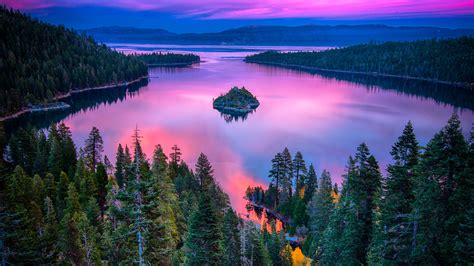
[4, 0, 474, 19]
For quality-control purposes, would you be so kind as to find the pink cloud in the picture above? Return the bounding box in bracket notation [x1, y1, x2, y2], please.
[3, 0, 473, 19]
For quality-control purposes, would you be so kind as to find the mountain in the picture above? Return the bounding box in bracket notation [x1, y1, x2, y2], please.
[84, 24, 474, 46]
[85, 26, 176, 42]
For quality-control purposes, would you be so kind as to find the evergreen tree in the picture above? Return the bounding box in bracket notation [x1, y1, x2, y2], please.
[281, 147, 294, 200]
[293, 151, 307, 196]
[411, 113, 471, 264]
[307, 169, 334, 260]
[185, 193, 223, 265]
[95, 163, 108, 218]
[195, 153, 214, 189]
[56, 171, 70, 219]
[59, 184, 83, 265]
[83, 127, 104, 172]
[222, 209, 242, 266]
[114, 144, 126, 188]
[144, 144, 183, 264]
[369, 121, 419, 264]
[269, 152, 285, 208]
[243, 224, 271, 266]
[41, 196, 58, 263]
[267, 222, 284, 265]
[303, 164, 317, 203]
[48, 137, 63, 178]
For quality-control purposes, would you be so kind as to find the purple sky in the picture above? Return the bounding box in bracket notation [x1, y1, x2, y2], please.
[3, 0, 474, 32]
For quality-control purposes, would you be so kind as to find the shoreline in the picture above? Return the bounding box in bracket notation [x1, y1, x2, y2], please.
[147, 61, 201, 67]
[0, 75, 149, 122]
[245, 60, 474, 90]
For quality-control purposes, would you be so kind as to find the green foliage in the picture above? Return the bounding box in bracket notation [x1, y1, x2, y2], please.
[185, 193, 223, 265]
[246, 37, 474, 83]
[131, 52, 200, 65]
[369, 121, 419, 264]
[0, 7, 148, 116]
[411, 113, 472, 264]
[307, 169, 334, 260]
[213, 86, 260, 110]
[222, 209, 242, 266]
[83, 127, 104, 172]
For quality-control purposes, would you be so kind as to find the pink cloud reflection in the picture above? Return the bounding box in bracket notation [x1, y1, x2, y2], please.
[4, 0, 474, 19]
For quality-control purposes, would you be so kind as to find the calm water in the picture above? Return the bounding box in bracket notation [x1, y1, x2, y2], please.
[7, 44, 474, 213]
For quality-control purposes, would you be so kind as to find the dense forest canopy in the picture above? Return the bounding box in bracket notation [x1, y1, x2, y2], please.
[0, 7, 148, 117]
[131, 52, 200, 65]
[1, 113, 472, 264]
[246, 37, 474, 84]
[245, 114, 473, 265]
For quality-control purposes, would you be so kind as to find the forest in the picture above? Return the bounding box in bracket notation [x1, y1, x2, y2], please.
[1, 113, 472, 264]
[246, 113, 473, 265]
[131, 52, 200, 66]
[0, 7, 148, 117]
[245, 37, 474, 84]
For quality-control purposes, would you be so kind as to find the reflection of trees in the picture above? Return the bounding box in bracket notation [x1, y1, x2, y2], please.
[4, 79, 149, 134]
[258, 64, 474, 110]
[216, 108, 256, 123]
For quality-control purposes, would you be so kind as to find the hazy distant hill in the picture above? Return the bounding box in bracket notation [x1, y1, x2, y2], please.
[84, 25, 474, 45]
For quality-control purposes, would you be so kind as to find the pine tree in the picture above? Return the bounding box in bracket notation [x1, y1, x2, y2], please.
[185, 193, 223, 265]
[83, 127, 104, 172]
[47, 136, 63, 178]
[243, 224, 271, 266]
[114, 144, 126, 188]
[144, 144, 183, 264]
[267, 222, 284, 265]
[58, 123, 77, 177]
[56, 172, 70, 219]
[322, 144, 381, 264]
[222, 209, 242, 266]
[307, 169, 334, 260]
[33, 130, 48, 176]
[4, 166, 42, 263]
[281, 147, 294, 200]
[269, 152, 285, 208]
[41, 197, 58, 263]
[303, 164, 317, 203]
[293, 151, 307, 196]
[95, 163, 108, 218]
[369, 121, 419, 264]
[411, 113, 471, 264]
[59, 184, 83, 265]
[195, 152, 214, 189]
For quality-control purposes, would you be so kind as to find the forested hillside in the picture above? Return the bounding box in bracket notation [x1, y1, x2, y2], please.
[245, 114, 473, 265]
[1, 116, 472, 264]
[0, 124, 245, 264]
[246, 37, 474, 84]
[131, 52, 200, 65]
[0, 7, 148, 117]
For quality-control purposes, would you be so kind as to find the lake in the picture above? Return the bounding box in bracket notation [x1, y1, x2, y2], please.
[6, 44, 473, 213]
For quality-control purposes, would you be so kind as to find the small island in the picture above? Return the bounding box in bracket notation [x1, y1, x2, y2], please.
[213, 86, 260, 115]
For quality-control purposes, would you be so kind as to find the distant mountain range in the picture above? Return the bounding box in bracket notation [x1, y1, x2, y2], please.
[84, 25, 474, 46]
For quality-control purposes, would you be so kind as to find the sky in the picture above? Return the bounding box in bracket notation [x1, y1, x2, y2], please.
[2, 0, 474, 32]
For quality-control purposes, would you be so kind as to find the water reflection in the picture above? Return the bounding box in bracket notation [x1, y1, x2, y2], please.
[3, 46, 473, 215]
[249, 63, 474, 110]
[3, 79, 148, 135]
[216, 108, 257, 123]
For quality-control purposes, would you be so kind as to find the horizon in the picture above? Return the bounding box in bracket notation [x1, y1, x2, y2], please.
[2, 0, 474, 32]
